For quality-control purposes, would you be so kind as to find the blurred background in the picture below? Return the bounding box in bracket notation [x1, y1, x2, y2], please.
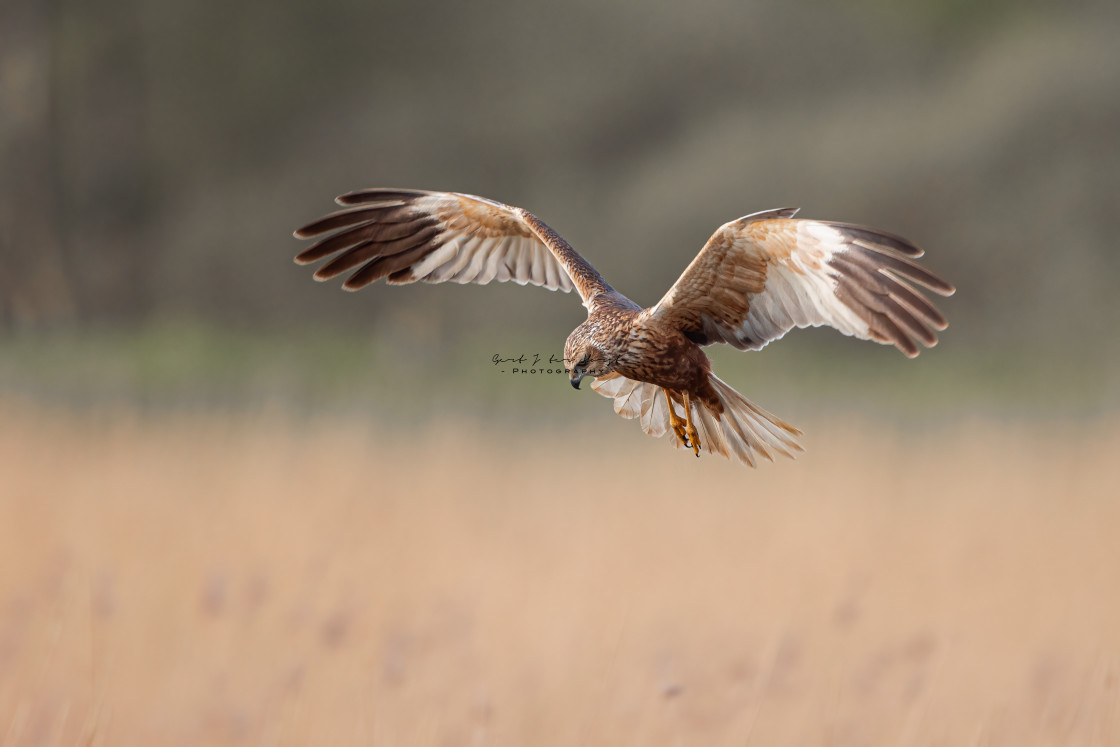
[2, 0, 1119, 744]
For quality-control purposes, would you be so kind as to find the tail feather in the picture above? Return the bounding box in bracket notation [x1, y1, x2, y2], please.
[590, 372, 803, 467]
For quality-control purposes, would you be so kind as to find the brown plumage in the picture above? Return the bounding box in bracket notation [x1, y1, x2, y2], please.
[293, 189, 955, 466]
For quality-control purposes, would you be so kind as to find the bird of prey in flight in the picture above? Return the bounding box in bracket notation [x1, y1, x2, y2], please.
[293, 189, 954, 467]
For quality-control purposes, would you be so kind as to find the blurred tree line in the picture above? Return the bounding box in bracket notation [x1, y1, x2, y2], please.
[2, 0, 1118, 366]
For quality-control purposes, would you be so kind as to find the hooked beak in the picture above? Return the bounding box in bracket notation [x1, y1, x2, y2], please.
[570, 366, 586, 390]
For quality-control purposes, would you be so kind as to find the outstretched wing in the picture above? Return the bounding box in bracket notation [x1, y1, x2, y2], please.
[293, 189, 613, 308]
[648, 208, 955, 357]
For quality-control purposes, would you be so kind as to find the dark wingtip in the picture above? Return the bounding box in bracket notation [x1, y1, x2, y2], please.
[335, 188, 429, 206]
[292, 216, 343, 239]
[336, 192, 367, 206]
[341, 273, 373, 292]
[834, 223, 925, 258]
[920, 276, 956, 297]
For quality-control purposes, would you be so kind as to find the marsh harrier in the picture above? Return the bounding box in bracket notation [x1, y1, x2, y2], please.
[294, 189, 954, 466]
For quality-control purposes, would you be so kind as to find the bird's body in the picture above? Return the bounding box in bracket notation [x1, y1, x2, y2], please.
[572, 305, 719, 406]
[294, 189, 954, 466]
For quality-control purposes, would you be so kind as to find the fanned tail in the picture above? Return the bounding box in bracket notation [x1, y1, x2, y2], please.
[590, 372, 803, 467]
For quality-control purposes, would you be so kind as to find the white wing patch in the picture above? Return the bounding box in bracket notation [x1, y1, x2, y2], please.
[737, 223, 869, 348]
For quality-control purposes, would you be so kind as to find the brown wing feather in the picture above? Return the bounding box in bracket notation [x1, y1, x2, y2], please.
[293, 189, 614, 308]
[648, 210, 955, 356]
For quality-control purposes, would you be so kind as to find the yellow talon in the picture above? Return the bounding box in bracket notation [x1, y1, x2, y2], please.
[683, 391, 701, 457]
[664, 389, 692, 450]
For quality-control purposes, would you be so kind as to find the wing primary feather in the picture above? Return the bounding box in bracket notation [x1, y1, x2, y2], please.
[334, 188, 435, 205]
[293, 203, 415, 238]
[876, 270, 949, 329]
[827, 223, 925, 258]
[883, 295, 939, 347]
[828, 254, 945, 330]
[843, 244, 955, 295]
[313, 240, 375, 281]
[314, 224, 442, 281]
[342, 238, 441, 291]
[295, 217, 438, 265]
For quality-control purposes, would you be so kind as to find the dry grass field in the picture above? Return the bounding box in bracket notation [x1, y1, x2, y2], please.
[2, 398, 1119, 746]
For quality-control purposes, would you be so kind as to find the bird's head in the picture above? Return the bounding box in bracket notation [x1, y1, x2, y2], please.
[564, 327, 615, 390]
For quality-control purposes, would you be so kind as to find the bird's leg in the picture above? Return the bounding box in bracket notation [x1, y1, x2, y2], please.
[682, 391, 701, 457]
[664, 388, 691, 450]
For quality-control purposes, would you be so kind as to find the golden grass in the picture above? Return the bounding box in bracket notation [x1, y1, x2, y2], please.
[2, 399, 1118, 746]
